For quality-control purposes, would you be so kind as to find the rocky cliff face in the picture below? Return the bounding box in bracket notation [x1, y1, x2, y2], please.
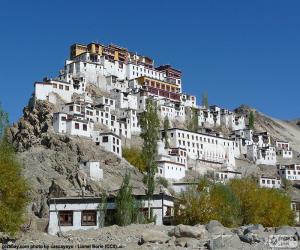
[7, 99, 145, 219]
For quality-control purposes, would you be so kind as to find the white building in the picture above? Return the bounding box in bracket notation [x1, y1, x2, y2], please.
[162, 128, 236, 167]
[92, 131, 122, 157]
[35, 78, 86, 104]
[48, 193, 174, 235]
[220, 110, 246, 131]
[111, 89, 138, 110]
[275, 140, 293, 159]
[53, 112, 94, 138]
[259, 176, 281, 189]
[278, 164, 300, 181]
[80, 161, 103, 181]
[247, 145, 276, 165]
[120, 109, 141, 134]
[214, 169, 242, 183]
[156, 142, 187, 180]
[181, 94, 197, 108]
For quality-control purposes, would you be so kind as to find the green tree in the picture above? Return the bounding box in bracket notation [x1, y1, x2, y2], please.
[115, 172, 138, 226]
[176, 182, 241, 227]
[140, 99, 160, 219]
[163, 116, 170, 148]
[0, 104, 29, 235]
[229, 178, 294, 226]
[248, 111, 255, 129]
[202, 92, 209, 108]
[176, 178, 294, 227]
[0, 102, 8, 138]
[187, 108, 199, 132]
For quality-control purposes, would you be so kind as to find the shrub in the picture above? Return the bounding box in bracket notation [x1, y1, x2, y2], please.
[229, 178, 294, 226]
[175, 178, 294, 227]
[122, 147, 146, 172]
[0, 137, 29, 235]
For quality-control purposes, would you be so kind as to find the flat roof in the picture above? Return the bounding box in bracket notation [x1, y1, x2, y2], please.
[49, 193, 174, 204]
[165, 128, 234, 141]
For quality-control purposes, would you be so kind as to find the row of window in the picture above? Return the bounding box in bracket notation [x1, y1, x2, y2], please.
[59, 210, 96, 226]
[171, 132, 234, 147]
[53, 84, 69, 91]
[261, 179, 280, 185]
[75, 123, 88, 131]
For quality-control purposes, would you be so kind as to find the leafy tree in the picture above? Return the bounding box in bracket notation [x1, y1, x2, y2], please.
[115, 172, 138, 226]
[248, 111, 255, 129]
[176, 178, 294, 227]
[140, 99, 160, 219]
[0, 104, 29, 235]
[208, 184, 242, 227]
[176, 182, 241, 227]
[122, 147, 146, 172]
[163, 116, 170, 148]
[187, 108, 199, 132]
[229, 178, 294, 226]
[202, 92, 209, 108]
[0, 102, 8, 138]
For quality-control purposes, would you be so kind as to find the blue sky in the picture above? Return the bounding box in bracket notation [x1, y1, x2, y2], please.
[0, 0, 299, 122]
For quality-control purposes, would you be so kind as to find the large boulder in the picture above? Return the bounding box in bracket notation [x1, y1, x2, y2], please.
[140, 230, 170, 244]
[175, 237, 201, 248]
[243, 224, 264, 235]
[207, 234, 242, 250]
[239, 224, 268, 244]
[206, 220, 231, 235]
[275, 226, 297, 236]
[169, 224, 207, 239]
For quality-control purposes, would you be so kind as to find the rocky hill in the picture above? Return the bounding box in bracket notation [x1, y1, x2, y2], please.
[6, 99, 300, 230]
[7, 99, 146, 221]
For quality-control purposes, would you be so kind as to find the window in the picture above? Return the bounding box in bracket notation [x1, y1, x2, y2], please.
[83, 124, 87, 131]
[59, 211, 73, 226]
[81, 210, 97, 226]
[75, 123, 79, 129]
[53, 84, 57, 88]
[59, 85, 63, 90]
[69, 106, 73, 111]
[102, 136, 108, 142]
[65, 86, 69, 91]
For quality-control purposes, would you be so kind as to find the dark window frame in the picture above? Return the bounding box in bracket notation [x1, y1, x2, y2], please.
[81, 210, 97, 226]
[59, 211, 73, 226]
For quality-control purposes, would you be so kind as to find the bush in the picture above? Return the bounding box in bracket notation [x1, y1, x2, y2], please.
[0, 138, 29, 235]
[122, 147, 146, 172]
[175, 178, 294, 227]
[229, 178, 294, 227]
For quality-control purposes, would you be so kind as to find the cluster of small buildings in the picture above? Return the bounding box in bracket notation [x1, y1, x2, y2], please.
[31, 42, 300, 232]
[33, 41, 299, 182]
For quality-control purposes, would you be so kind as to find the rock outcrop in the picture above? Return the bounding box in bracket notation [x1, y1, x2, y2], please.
[7, 99, 146, 220]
